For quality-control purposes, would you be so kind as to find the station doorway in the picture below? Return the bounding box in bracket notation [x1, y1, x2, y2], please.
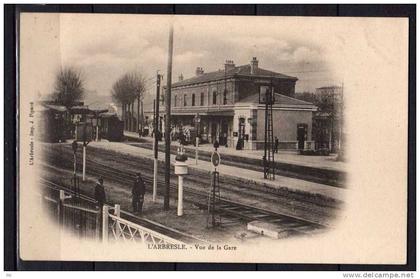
[297, 123, 308, 150]
[219, 121, 229, 146]
[236, 118, 245, 150]
[211, 123, 217, 144]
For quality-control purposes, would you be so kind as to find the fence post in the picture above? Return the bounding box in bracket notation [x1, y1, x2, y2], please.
[102, 205, 109, 243]
[114, 204, 120, 217]
[114, 204, 121, 239]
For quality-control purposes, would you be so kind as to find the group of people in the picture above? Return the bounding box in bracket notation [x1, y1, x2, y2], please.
[94, 172, 146, 214]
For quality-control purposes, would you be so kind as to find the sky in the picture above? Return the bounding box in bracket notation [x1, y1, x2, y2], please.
[38, 14, 342, 109]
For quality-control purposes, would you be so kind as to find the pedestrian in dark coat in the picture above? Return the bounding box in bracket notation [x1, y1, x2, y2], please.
[94, 177, 106, 209]
[132, 172, 146, 214]
[274, 137, 279, 153]
[179, 131, 185, 146]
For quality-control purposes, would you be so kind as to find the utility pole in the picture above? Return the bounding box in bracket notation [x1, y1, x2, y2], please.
[263, 78, 275, 180]
[339, 82, 344, 152]
[137, 95, 140, 136]
[194, 113, 200, 165]
[164, 24, 174, 211]
[153, 75, 161, 202]
[82, 123, 87, 181]
[140, 97, 144, 136]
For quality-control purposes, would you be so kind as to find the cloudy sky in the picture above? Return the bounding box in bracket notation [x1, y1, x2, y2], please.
[28, 14, 341, 108]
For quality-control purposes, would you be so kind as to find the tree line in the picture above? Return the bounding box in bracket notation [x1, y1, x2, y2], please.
[51, 66, 147, 120]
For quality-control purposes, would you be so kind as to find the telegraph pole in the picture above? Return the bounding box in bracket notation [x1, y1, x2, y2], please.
[140, 98, 144, 136]
[263, 77, 275, 180]
[153, 75, 161, 202]
[339, 82, 344, 152]
[164, 24, 174, 211]
[137, 95, 140, 136]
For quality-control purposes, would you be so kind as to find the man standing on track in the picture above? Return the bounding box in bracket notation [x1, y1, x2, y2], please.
[94, 177, 106, 209]
[132, 172, 146, 214]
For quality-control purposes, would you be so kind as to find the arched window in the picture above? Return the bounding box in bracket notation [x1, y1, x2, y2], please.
[192, 93, 196, 106]
[200, 92, 204, 106]
[184, 94, 187, 106]
[213, 91, 217, 105]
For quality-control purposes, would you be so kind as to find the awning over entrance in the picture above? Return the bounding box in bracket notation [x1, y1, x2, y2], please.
[172, 107, 234, 117]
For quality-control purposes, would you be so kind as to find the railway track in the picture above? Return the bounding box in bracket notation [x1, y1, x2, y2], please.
[42, 145, 328, 236]
[39, 177, 209, 244]
[85, 159, 326, 233]
[124, 140, 345, 187]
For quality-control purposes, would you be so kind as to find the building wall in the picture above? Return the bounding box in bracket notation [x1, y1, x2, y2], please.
[274, 79, 296, 97]
[256, 109, 313, 143]
[171, 77, 296, 110]
[236, 78, 296, 102]
[230, 108, 312, 150]
[172, 79, 236, 109]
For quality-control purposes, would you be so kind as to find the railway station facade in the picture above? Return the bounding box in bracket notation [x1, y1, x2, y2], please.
[143, 57, 317, 150]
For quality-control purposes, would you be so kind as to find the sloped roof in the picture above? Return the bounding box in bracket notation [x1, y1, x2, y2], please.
[70, 106, 92, 114]
[43, 104, 67, 112]
[237, 93, 316, 108]
[172, 64, 297, 88]
[99, 112, 118, 118]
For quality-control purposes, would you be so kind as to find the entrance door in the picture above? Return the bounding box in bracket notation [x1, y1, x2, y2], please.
[297, 123, 308, 150]
[219, 121, 228, 146]
[211, 122, 217, 143]
[237, 118, 245, 150]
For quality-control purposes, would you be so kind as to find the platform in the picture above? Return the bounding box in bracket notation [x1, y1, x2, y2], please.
[124, 131, 346, 173]
[88, 140, 347, 202]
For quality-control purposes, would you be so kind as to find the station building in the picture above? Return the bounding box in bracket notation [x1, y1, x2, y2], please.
[144, 57, 317, 150]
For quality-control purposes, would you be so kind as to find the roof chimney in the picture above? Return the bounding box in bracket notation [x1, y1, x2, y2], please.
[178, 73, 184, 81]
[250, 57, 259, 75]
[195, 67, 204, 76]
[224, 60, 235, 72]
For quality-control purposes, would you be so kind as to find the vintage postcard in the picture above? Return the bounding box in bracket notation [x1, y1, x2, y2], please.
[18, 13, 408, 264]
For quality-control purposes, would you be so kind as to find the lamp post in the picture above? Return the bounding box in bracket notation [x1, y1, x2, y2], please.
[153, 73, 161, 203]
[194, 113, 201, 165]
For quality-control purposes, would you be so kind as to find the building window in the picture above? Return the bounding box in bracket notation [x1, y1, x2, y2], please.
[184, 94, 187, 106]
[200, 92, 204, 106]
[223, 89, 227, 105]
[174, 95, 177, 107]
[192, 93, 195, 106]
[213, 91, 217, 105]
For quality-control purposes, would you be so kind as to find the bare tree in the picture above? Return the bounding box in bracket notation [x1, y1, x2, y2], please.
[111, 71, 147, 131]
[52, 67, 85, 108]
[111, 71, 146, 105]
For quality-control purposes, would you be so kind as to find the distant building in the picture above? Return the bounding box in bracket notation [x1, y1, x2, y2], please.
[144, 57, 317, 150]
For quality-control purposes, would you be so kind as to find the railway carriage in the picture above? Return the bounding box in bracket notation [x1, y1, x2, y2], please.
[99, 112, 124, 141]
[37, 104, 70, 143]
